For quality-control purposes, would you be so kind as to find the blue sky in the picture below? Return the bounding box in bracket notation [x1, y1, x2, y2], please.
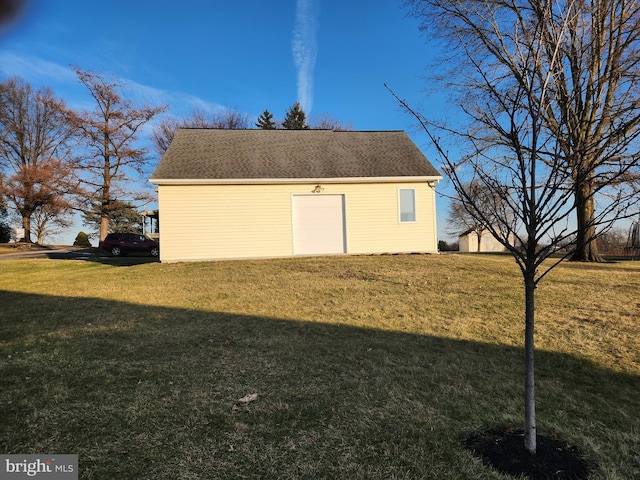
[0, 0, 455, 244]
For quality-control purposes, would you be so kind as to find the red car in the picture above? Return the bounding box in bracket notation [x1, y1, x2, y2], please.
[102, 233, 159, 257]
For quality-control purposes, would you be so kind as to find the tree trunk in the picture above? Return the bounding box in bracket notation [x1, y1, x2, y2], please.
[524, 272, 537, 454]
[476, 230, 482, 252]
[99, 207, 109, 243]
[100, 140, 111, 244]
[571, 180, 604, 262]
[21, 214, 32, 243]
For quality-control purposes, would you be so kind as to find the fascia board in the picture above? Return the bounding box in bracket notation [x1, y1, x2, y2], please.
[150, 176, 443, 186]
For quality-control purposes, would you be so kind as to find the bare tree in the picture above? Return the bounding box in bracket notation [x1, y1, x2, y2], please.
[32, 203, 73, 244]
[309, 113, 354, 131]
[0, 78, 77, 243]
[152, 109, 252, 156]
[447, 181, 512, 252]
[71, 67, 166, 243]
[152, 116, 180, 157]
[448, 200, 484, 252]
[596, 227, 627, 254]
[390, 0, 638, 456]
[408, 0, 640, 262]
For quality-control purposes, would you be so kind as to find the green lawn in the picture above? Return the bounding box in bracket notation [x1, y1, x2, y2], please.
[0, 254, 638, 479]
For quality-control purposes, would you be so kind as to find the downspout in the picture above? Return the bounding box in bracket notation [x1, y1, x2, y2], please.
[428, 180, 439, 253]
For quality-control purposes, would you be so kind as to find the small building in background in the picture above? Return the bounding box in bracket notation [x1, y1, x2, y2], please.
[141, 209, 159, 240]
[459, 229, 508, 253]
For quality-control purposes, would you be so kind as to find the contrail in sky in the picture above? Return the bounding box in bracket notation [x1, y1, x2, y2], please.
[292, 0, 319, 115]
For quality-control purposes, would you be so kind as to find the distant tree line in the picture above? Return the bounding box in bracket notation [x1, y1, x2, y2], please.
[0, 70, 353, 244]
[153, 101, 353, 156]
[0, 70, 166, 244]
[256, 102, 353, 131]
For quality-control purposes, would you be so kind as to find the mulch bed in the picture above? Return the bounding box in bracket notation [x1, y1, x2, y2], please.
[463, 427, 592, 479]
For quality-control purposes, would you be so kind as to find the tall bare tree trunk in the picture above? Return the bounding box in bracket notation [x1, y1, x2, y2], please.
[524, 271, 536, 454]
[99, 207, 109, 243]
[21, 214, 32, 243]
[571, 180, 604, 262]
[99, 139, 111, 244]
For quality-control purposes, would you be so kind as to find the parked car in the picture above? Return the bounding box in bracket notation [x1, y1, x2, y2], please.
[102, 233, 159, 257]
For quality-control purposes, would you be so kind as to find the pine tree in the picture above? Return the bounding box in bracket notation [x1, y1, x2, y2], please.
[255, 109, 277, 129]
[282, 102, 309, 130]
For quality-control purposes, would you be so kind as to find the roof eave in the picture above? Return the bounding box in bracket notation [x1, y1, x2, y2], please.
[149, 176, 443, 186]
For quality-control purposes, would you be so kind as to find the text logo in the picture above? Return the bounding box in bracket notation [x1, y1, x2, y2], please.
[1, 455, 77, 480]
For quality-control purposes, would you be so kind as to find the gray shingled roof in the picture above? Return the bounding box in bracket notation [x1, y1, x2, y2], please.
[151, 129, 441, 182]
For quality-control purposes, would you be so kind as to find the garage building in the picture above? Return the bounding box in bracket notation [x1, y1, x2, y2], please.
[150, 129, 441, 263]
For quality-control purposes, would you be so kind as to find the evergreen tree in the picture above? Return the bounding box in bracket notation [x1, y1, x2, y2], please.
[82, 200, 142, 235]
[282, 102, 309, 130]
[255, 109, 277, 129]
[0, 203, 10, 243]
[73, 231, 92, 247]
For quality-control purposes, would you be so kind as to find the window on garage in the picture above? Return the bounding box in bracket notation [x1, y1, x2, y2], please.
[399, 188, 416, 222]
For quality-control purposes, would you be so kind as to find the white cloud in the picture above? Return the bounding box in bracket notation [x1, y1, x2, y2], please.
[292, 0, 319, 115]
[168, 93, 227, 116]
[0, 50, 228, 117]
[0, 50, 76, 84]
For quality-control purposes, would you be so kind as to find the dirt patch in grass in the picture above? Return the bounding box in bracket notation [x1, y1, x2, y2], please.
[463, 427, 592, 479]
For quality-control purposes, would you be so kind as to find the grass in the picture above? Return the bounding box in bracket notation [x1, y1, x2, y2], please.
[0, 254, 638, 479]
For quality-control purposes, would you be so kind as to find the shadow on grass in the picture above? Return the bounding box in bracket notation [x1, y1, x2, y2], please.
[0, 245, 160, 266]
[1, 290, 638, 479]
[46, 249, 160, 266]
[82, 255, 160, 267]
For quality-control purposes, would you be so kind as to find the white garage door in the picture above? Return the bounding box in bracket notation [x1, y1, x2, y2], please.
[292, 195, 346, 255]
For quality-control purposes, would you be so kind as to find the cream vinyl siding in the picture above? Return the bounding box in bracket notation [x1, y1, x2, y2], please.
[158, 184, 293, 262]
[157, 182, 438, 262]
[344, 183, 437, 255]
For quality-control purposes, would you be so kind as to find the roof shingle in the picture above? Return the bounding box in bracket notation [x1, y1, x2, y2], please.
[151, 129, 441, 181]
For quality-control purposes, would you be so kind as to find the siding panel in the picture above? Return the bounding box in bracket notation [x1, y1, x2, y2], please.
[157, 182, 438, 262]
[158, 185, 293, 262]
[344, 183, 437, 254]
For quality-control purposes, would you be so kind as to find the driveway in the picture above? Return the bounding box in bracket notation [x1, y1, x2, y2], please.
[0, 246, 98, 261]
[0, 245, 160, 265]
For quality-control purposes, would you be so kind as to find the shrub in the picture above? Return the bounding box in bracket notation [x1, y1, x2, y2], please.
[439, 240, 459, 251]
[73, 231, 92, 248]
[0, 205, 10, 243]
[0, 223, 10, 243]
